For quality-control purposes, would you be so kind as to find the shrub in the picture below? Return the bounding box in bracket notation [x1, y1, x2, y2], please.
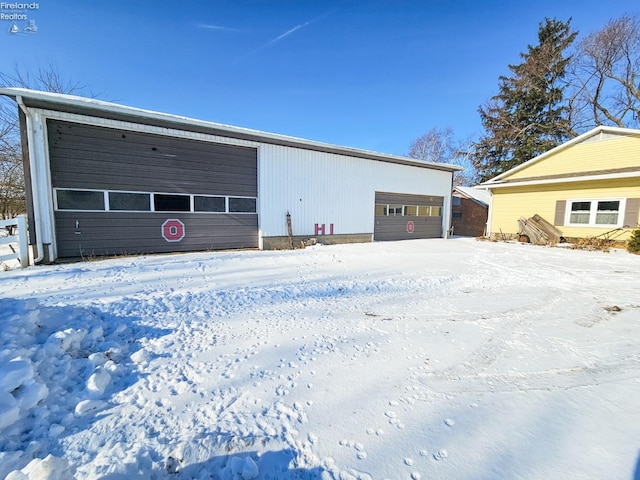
[627, 228, 640, 254]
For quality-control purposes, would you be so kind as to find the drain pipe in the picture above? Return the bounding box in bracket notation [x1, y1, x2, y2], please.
[16, 95, 46, 263]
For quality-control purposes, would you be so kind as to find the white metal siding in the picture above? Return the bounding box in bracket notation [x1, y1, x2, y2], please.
[258, 144, 452, 237]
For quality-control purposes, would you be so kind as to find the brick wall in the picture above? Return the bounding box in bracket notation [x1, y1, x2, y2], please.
[451, 197, 488, 237]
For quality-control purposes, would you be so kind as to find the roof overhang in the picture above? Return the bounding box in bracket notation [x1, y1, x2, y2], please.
[482, 169, 640, 189]
[1, 87, 462, 173]
[482, 125, 640, 185]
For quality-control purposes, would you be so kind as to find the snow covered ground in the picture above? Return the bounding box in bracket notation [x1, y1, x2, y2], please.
[1, 237, 639, 479]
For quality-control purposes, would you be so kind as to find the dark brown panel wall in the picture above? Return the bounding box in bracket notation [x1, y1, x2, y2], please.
[374, 191, 443, 241]
[54, 212, 258, 258]
[47, 120, 257, 196]
[47, 120, 259, 258]
[375, 191, 443, 207]
[374, 216, 442, 241]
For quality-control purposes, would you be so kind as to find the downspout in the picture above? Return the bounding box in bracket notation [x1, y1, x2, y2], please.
[445, 170, 454, 239]
[485, 187, 493, 238]
[17, 95, 45, 263]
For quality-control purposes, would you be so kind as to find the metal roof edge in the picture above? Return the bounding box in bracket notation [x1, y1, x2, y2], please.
[0, 87, 461, 173]
[453, 186, 491, 206]
[482, 170, 640, 189]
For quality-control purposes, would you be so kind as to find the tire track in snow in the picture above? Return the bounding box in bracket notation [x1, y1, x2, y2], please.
[417, 353, 640, 394]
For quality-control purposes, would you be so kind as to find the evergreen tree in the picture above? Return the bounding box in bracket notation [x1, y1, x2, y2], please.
[472, 18, 578, 182]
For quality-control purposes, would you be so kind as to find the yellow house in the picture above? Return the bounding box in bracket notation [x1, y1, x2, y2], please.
[481, 126, 640, 241]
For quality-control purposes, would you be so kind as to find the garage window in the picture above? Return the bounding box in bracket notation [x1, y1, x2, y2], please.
[55, 188, 257, 214]
[404, 206, 419, 216]
[154, 194, 190, 212]
[56, 189, 105, 211]
[375, 203, 442, 217]
[229, 197, 256, 213]
[428, 206, 442, 217]
[194, 195, 225, 213]
[387, 204, 403, 216]
[566, 199, 623, 227]
[109, 192, 151, 211]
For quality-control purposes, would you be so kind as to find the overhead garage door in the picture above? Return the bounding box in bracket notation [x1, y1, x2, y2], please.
[374, 191, 443, 241]
[48, 119, 258, 258]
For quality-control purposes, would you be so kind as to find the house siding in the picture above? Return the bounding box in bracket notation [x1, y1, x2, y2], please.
[490, 179, 640, 240]
[505, 134, 640, 181]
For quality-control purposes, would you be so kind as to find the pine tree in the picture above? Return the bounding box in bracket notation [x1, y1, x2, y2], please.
[472, 18, 578, 182]
[628, 228, 640, 254]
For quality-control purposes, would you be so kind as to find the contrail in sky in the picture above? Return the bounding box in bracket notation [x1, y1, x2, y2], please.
[198, 24, 241, 32]
[267, 21, 312, 45]
[233, 10, 335, 65]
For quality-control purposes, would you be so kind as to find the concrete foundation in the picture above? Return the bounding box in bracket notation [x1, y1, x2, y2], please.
[262, 233, 373, 250]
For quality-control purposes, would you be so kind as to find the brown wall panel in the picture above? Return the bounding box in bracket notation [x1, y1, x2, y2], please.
[47, 120, 257, 196]
[374, 191, 443, 241]
[54, 212, 258, 258]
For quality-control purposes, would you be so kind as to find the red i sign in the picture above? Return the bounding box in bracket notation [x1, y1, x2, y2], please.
[406, 220, 415, 233]
[162, 219, 186, 242]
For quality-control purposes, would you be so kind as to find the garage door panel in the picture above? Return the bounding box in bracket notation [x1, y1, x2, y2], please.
[374, 217, 441, 241]
[47, 120, 257, 196]
[48, 119, 259, 257]
[54, 212, 258, 258]
[374, 191, 443, 241]
[375, 191, 444, 206]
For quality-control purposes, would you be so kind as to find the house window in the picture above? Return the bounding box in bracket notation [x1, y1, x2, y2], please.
[452, 211, 462, 220]
[452, 196, 462, 206]
[595, 201, 620, 225]
[567, 199, 623, 227]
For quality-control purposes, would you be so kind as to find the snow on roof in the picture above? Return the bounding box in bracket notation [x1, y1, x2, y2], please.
[0, 87, 462, 172]
[453, 186, 492, 206]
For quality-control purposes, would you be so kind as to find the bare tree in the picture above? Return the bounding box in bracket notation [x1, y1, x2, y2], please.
[569, 15, 640, 130]
[408, 127, 478, 186]
[0, 66, 88, 220]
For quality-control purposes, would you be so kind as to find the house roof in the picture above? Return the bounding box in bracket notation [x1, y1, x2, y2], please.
[453, 186, 491, 207]
[480, 125, 640, 189]
[0, 87, 462, 173]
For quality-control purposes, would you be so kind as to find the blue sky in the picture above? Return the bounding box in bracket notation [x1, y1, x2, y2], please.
[1, 0, 638, 156]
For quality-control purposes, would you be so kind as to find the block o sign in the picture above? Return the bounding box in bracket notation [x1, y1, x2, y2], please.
[162, 219, 186, 242]
[406, 220, 415, 233]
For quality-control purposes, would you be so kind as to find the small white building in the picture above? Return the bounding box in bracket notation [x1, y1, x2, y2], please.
[1, 88, 459, 263]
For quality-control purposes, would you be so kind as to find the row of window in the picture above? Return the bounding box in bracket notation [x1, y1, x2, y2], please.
[567, 199, 621, 227]
[375, 204, 442, 217]
[54, 189, 257, 214]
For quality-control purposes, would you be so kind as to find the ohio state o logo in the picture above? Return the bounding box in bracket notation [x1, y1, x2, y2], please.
[162, 219, 186, 242]
[406, 220, 415, 233]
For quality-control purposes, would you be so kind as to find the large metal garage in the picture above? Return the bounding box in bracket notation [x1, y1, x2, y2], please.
[3, 87, 460, 264]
